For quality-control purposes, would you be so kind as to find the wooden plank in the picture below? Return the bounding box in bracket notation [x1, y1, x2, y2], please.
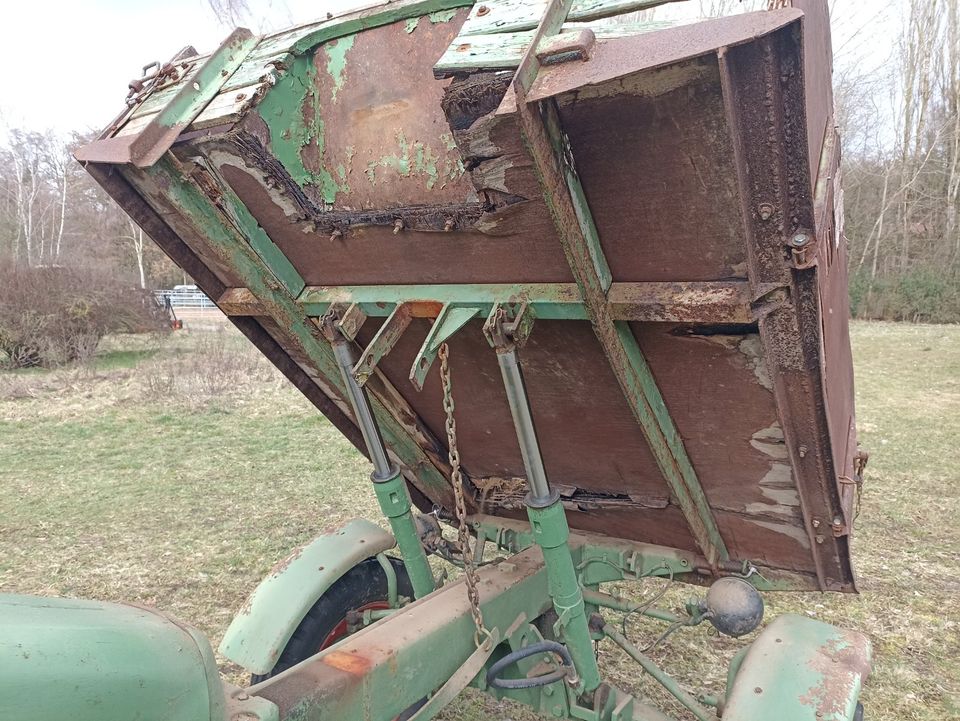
[509, 0, 729, 568]
[435, 20, 677, 75]
[189, 81, 266, 129]
[457, 0, 683, 36]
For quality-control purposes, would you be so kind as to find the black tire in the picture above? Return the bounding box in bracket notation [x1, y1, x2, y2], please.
[251, 555, 414, 683]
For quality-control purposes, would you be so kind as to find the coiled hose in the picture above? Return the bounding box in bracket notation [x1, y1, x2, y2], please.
[486, 641, 577, 689]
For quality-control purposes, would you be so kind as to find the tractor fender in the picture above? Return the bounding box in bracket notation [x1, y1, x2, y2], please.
[723, 614, 872, 721]
[219, 518, 396, 675]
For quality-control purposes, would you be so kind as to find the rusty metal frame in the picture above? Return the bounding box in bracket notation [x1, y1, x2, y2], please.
[507, 0, 728, 569]
[215, 281, 755, 324]
[717, 29, 853, 591]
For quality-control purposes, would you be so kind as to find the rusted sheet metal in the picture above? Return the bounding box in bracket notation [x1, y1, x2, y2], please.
[75, 29, 258, 167]
[526, 8, 803, 102]
[608, 282, 752, 323]
[306, 14, 475, 209]
[718, 22, 855, 590]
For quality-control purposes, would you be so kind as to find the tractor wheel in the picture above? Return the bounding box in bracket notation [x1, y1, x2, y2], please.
[250, 555, 414, 684]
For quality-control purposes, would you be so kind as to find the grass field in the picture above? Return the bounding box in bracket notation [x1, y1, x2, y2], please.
[1, 322, 958, 720]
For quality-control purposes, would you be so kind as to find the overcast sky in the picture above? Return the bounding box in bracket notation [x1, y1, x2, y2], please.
[0, 0, 901, 138]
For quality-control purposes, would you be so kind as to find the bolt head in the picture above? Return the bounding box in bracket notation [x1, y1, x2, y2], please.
[791, 232, 810, 247]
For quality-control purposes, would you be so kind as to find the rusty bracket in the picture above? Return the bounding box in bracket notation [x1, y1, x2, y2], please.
[482, 302, 534, 352]
[536, 28, 595, 65]
[786, 229, 818, 270]
[409, 304, 482, 391]
[353, 303, 413, 386]
[337, 303, 369, 341]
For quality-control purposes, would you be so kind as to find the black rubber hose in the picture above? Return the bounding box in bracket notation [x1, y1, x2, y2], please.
[486, 641, 576, 689]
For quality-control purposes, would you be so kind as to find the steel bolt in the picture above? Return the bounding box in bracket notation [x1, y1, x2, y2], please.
[443, 218, 456, 232]
[476, 4, 490, 14]
[758, 203, 774, 221]
[791, 232, 811, 247]
[330, 229, 343, 242]
[393, 219, 404, 235]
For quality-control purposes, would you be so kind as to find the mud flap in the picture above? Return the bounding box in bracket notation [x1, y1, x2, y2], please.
[219, 518, 397, 675]
[724, 614, 871, 721]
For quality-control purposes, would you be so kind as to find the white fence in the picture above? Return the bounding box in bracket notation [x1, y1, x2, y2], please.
[154, 287, 216, 309]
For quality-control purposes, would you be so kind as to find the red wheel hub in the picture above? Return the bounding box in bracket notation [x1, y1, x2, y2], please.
[318, 601, 391, 650]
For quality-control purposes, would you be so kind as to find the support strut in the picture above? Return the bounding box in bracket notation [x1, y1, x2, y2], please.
[485, 306, 602, 695]
[323, 317, 436, 599]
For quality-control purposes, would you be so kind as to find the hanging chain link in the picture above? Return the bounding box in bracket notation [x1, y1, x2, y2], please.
[438, 343, 491, 649]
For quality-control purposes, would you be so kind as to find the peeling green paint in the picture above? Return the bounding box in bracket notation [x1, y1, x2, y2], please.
[256, 55, 347, 203]
[323, 35, 355, 102]
[363, 131, 456, 189]
[439, 131, 458, 152]
[427, 8, 457, 22]
[404, 17, 420, 33]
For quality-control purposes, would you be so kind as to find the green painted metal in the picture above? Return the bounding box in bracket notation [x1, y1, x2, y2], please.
[406, 627, 502, 721]
[456, 0, 683, 37]
[0, 593, 225, 721]
[723, 614, 871, 721]
[410, 304, 481, 390]
[129, 155, 457, 509]
[603, 623, 714, 721]
[613, 320, 729, 566]
[539, 101, 612, 293]
[526, 499, 602, 693]
[581, 589, 682, 625]
[354, 303, 413, 386]
[219, 519, 397, 675]
[201, 164, 305, 297]
[372, 468, 437, 598]
[288, 0, 473, 54]
[76, 29, 258, 167]
[300, 283, 584, 319]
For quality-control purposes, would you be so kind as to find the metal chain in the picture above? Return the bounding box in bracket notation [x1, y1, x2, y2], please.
[438, 343, 491, 649]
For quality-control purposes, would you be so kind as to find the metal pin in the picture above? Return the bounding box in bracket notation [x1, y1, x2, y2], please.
[393, 219, 404, 235]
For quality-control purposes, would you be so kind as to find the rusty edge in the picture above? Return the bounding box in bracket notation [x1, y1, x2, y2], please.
[717, 23, 855, 591]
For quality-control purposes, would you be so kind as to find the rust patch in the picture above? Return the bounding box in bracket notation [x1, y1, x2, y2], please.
[798, 632, 871, 718]
[323, 650, 373, 676]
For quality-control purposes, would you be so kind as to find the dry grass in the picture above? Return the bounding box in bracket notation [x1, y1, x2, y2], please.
[0, 321, 958, 720]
